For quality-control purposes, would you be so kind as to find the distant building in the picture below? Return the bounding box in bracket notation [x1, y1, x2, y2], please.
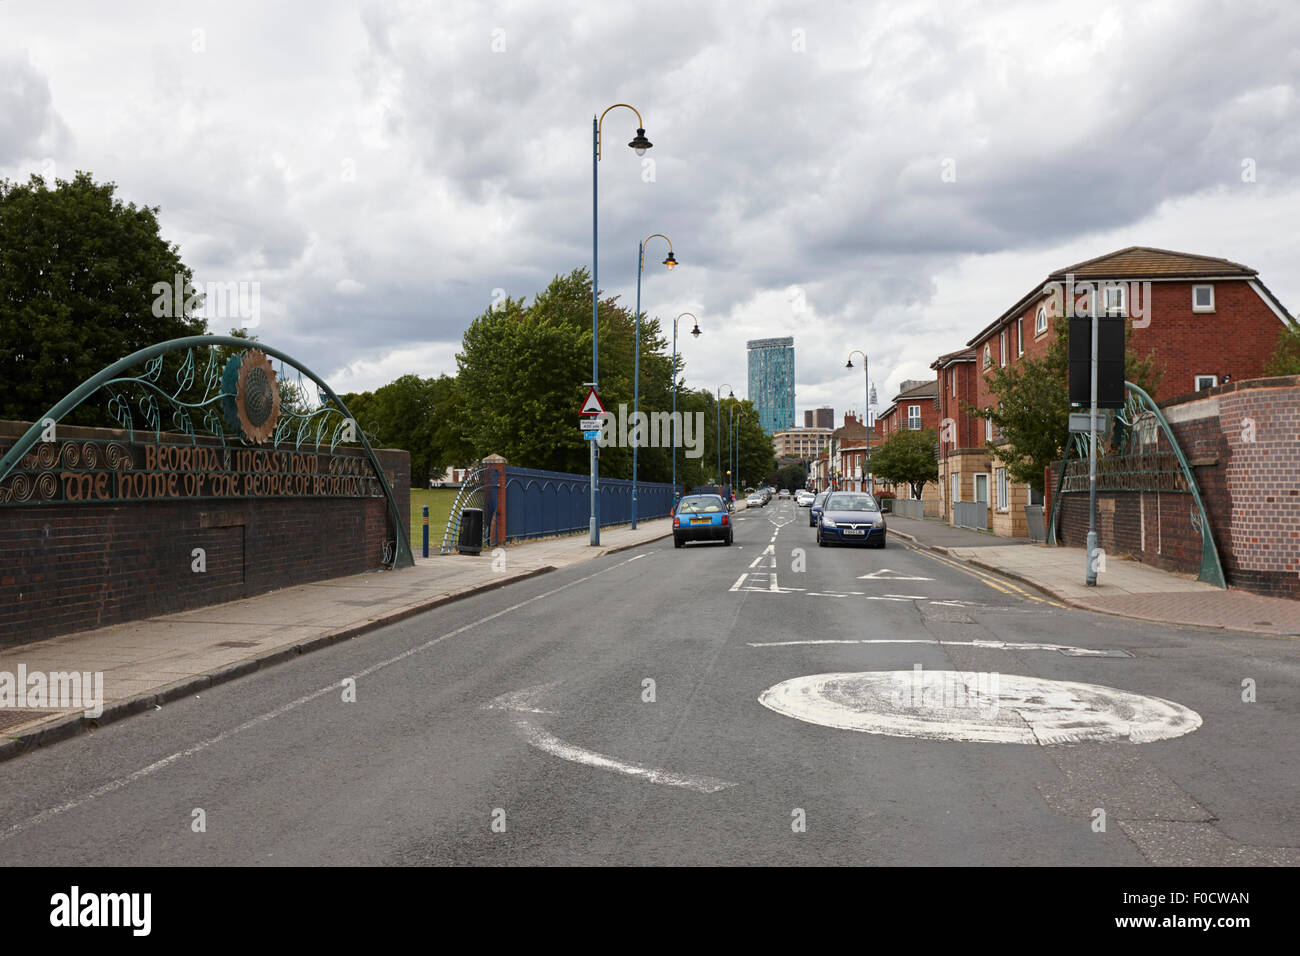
[772, 427, 832, 461]
[747, 337, 795, 434]
[804, 406, 834, 429]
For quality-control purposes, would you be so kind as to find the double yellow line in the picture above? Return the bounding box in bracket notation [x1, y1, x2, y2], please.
[905, 545, 1064, 607]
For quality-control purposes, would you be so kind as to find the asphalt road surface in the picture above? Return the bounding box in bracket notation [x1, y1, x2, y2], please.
[2, 500, 1297, 865]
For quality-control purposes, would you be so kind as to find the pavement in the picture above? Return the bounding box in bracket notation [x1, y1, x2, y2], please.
[2, 497, 1296, 866]
[885, 514, 1300, 637]
[0, 514, 681, 759]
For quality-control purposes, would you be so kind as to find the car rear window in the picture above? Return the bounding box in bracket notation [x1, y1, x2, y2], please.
[678, 497, 723, 513]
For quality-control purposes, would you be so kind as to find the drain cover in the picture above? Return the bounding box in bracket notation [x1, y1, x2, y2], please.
[214, 640, 260, 648]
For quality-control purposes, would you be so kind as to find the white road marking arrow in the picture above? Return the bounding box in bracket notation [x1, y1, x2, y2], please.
[485, 684, 737, 793]
[858, 568, 934, 581]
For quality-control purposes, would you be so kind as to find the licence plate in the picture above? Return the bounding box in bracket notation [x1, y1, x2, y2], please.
[844, 529, 865, 536]
[690, 517, 710, 524]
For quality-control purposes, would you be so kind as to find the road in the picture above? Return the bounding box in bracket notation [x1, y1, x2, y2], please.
[2, 499, 1296, 865]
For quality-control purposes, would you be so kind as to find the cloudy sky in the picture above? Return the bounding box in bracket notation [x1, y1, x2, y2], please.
[3, 0, 1298, 422]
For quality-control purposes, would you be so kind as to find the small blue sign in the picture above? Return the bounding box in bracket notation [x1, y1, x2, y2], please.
[582, 429, 600, 440]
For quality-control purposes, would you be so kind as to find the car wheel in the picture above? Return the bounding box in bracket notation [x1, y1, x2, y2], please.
[674, 536, 684, 549]
[817, 534, 827, 547]
[725, 532, 733, 546]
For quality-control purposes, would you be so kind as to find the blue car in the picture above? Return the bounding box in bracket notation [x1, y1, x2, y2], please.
[817, 492, 887, 548]
[809, 491, 830, 527]
[673, 494, 734, 548]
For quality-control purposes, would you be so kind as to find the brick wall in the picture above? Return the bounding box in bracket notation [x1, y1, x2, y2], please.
[1050, 377, 1300, 599]
[0, 421, 410, 646]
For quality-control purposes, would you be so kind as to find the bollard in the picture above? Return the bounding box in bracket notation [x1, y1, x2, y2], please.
[422, 505, 429, 558]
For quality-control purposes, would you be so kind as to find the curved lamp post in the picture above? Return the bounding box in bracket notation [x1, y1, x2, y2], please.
[590, 103, 652, 545]
[729, 405, 749, 493]
[845, 350, 871, 494]
[670, 312, 700, 499]
[716, 383, 734, 487]
[632, 233, 675, 529]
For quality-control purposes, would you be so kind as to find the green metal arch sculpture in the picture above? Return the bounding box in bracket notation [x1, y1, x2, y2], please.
[0, 335, 413, 568]
[1047, 380, 1224, 587]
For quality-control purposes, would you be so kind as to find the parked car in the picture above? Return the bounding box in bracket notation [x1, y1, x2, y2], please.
[816, 492, 887, 548]
[673, 494, 734, 547]
[809, 491, 830, 527]
[746, 492, 766, 508]
[795, 490, 814, 507]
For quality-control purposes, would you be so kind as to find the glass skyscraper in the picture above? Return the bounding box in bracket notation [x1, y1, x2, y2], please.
[746, 336, 795, 435]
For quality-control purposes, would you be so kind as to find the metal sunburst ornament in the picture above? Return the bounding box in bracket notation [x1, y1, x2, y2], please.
[221, 348, 281, 444]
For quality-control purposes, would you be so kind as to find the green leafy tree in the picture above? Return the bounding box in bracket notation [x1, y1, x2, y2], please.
[339, 374, 473, 488]
[455, 268, 674, 478]
[772, 461, 806, 490]
[1265, 319, 1300, 376]
[871, 427, 939, 500]
[974, 320, 1161, 493]
[0, 172, 207, 424]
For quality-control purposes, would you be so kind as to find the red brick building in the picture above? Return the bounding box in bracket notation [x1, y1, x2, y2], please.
[944, 246, 1293, 536]
[874, 379, 941, 512]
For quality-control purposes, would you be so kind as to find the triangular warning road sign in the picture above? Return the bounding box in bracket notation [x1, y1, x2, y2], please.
[579, 388, 606, 416]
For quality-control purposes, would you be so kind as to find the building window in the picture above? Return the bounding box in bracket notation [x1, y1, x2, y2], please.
[951, 370, 956, 397]
[985, 414, 993, 442]
[951, 473, 960, 504]
[1000, 331, 1007, 366]
[996, 468, 1009, 512]
[1017, 317, 1024, 356]
[974, 473, 989, 504]
[907, 405, 921, 429]
[1195, 374, 1218, 391]
[1104, 284, 1125, 316]
[1035, 307, 1047, 335]
[1193, 285, 1215, 313]
[983, 345, 992, 367]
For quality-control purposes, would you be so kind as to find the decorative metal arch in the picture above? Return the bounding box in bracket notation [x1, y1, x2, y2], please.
[0, 335, 413, 568]
[1047, 381, 1225, 587]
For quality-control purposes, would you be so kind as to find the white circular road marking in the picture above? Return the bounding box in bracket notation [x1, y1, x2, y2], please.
[758, 671, 1202, 745]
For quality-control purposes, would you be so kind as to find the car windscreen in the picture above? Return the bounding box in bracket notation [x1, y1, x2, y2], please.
[826, 494, 878, 511]
[678, 497, 723, 513]
[813, 494, 828, 506]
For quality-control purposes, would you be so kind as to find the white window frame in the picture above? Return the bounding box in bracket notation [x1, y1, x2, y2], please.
[951, 473, 960, 504]
[1195, 374, 1218, 391]
[951, 369, 956, 397]
[983, 345, 992, 368]
[973, 473, 989, 504]
[1192, 285, 1215, 313]
[1104, 283, 1126, 316]
[1017, 317, 1024, 356]
[1000, 330, 1007, 366]
[1035, 307, 1047, 335]
[996, 467, 1009, 512]
[985, 415, 993, 442]
[907, 404, 921, 430]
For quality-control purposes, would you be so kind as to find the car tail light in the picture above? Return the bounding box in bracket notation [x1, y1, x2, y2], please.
[721, 514, 729, 526]
[673, 516, 680, 528]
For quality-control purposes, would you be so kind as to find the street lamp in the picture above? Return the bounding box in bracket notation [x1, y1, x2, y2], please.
[716, 384, 734, 487]
[670, 312, 700, 499]
[632, 234, 675, 530]
[591, 103, 652, 546]
[846, 350, 871, 494]
[730, 405, 748, 493]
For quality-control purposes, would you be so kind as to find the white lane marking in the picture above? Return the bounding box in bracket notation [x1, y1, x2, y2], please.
[748, 545, 776, 569]
[729, 573, 748, 592]
[757, 672, 1202, 745]
[512, 717, 736, 793]
[866, 595, 921, 601]
[858, 569, 933, 581]
[0, 554, 648, 843]
[745, 638, 1127, 657]
[485, 683, 559, 714]
[626, 554, 646, 562]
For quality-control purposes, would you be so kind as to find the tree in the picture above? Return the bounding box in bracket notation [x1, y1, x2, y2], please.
[1265, 319, 1300, 376]
[772, 461, 806, 490]
[0, 172, 208, 423]
[974, 319, 1161, 493]
[871, 428, 939, 500]
[455, 268, 675, 478]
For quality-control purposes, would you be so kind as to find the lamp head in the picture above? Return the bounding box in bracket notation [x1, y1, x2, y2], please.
[662, 251, 677, 270]
[690, 323, 701, 338]
[845, 359, 854, 369]
[628, 129, 652, 156]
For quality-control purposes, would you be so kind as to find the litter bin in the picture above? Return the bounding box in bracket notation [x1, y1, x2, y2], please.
[457, 508, 484, 555]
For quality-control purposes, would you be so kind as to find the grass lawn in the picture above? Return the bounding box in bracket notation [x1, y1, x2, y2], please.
[408, 488, 459, 555]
